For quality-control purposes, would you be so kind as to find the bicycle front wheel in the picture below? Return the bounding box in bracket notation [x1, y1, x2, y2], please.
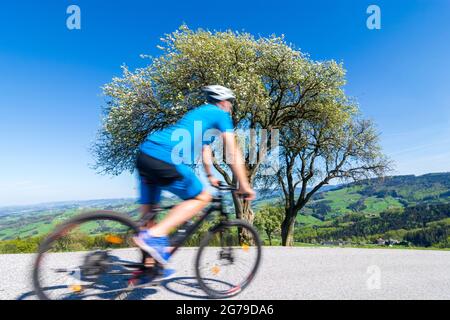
[195, 220, 262, 299]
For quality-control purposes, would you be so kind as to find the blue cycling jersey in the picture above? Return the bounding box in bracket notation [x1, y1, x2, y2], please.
[140, 104, 233, 165]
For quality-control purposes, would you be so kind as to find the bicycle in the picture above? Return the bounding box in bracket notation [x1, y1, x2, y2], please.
[32, 183, 262, 300]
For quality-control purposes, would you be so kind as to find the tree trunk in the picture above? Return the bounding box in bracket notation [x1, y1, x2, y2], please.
[268, 231, 272, 246]
[241, 199, 254, 224]
[281, 210, 296, 246]
[232, 194, 255, 245]
[232, 192, 243, 220]
[240, 200, 255, 245]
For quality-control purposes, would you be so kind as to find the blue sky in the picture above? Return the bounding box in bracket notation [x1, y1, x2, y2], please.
[0, 0, 449, 206]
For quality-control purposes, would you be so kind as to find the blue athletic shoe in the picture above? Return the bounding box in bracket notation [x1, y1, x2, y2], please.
[133, 230, 170, 265]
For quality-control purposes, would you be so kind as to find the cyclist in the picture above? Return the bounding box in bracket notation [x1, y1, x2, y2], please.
[133, 85, 255, 278]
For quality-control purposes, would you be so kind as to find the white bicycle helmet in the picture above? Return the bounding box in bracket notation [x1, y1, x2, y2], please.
[202, 85, 236, 101]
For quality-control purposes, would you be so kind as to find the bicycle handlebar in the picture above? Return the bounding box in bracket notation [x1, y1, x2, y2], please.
[213, 181, 237, 191]
[213, 182, 252, 198]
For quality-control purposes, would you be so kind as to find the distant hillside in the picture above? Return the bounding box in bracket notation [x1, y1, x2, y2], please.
[0, 198, 135, 217]
[347, 172, 450, 203]
[0, 196, 186, 241]
[0, 202, 138, 241]
[288, 173, 450, 249]
[1, 172, 449, 244]
[293, 172, 450, 224]
[252, 184, 341, 211]
[295, 202, 450, 248]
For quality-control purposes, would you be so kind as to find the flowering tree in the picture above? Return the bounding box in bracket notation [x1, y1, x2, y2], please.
[92, 25, 389, 245]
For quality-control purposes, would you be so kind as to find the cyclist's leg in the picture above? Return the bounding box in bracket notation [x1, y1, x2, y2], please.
[150, 191, 211, 237]
[138, 176, 162, 228]
[138, 176, 162, 266]
[137, 151, 168, 227]
[134, 162, 210, 264]
[149, 165, 212, 237]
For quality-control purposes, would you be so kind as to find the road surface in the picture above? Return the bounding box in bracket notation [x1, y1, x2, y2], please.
[1, 247, 449, 300]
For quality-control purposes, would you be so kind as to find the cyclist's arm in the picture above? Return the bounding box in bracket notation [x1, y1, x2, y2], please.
[202, 145, 214, 177]
[202, 145, 221, 187]
[222, 132, 254, 199]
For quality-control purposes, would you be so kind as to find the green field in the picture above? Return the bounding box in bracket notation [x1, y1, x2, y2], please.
[0, 204, 140, 241]
[2, 173, 450, 252]
[296, 214, 323, 226]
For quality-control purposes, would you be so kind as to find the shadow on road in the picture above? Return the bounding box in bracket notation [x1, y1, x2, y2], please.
[18, 277, 228, 300]
[18, 253, 232, 300]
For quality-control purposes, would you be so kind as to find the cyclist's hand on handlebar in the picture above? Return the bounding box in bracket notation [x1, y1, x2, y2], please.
[208, 176, 220, 187]
[236, 186, 256, 201]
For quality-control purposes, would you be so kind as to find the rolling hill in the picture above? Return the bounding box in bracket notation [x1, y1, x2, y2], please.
[302, 172, 450, 221]
[1, 172, 449, 245]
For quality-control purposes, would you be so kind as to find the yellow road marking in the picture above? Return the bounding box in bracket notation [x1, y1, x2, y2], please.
[69, 285, 83, 293]
[211, 266, 220, 275]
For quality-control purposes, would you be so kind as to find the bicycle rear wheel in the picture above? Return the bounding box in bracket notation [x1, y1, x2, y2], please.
[32, 211, 143, 300]
[195, 220, 262, 299]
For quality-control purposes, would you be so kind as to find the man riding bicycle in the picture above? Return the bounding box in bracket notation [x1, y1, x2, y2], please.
[133, 85, 256, 279]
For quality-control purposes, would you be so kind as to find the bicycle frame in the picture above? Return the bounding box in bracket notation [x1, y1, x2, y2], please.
[168, 195, 227, 256]
[151, 189, 230, 258]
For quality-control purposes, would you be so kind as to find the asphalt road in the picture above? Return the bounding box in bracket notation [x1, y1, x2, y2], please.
[1, 247, 449, 300]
